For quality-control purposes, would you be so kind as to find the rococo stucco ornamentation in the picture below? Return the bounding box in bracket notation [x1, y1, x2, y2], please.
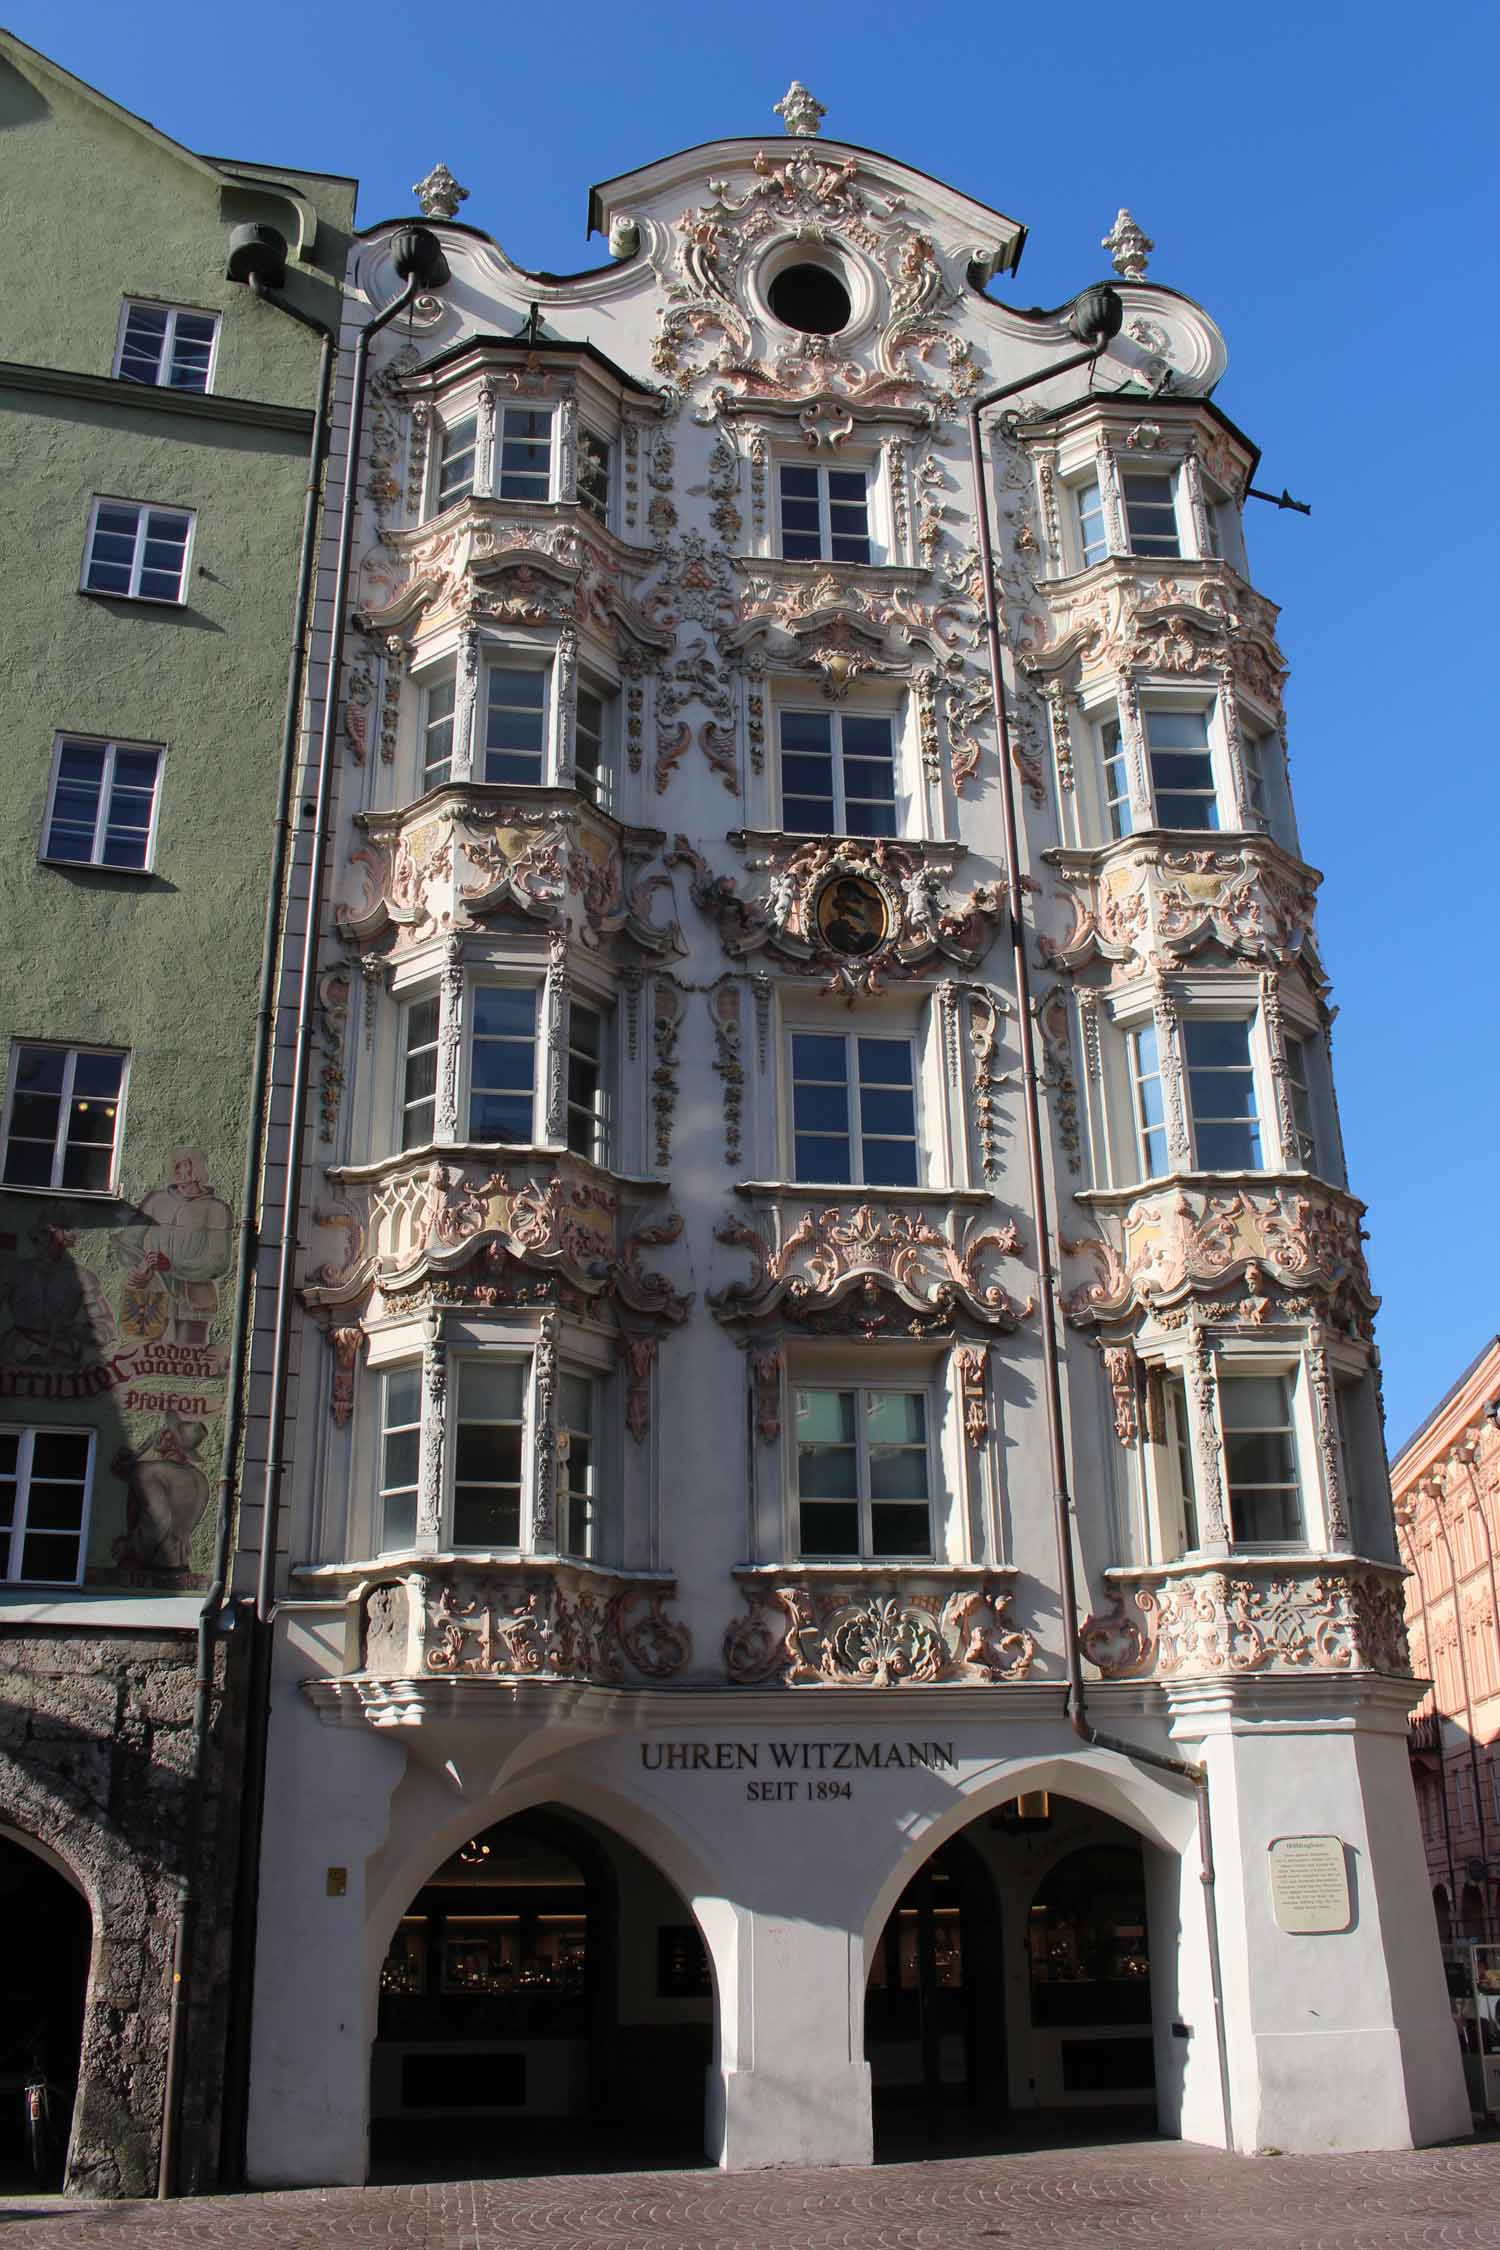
[725, 1577, 1036, 1687]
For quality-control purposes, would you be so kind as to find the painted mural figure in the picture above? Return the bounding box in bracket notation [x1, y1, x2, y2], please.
[117, 1150, 233, 1349]
[111, 1410, 211, 1576]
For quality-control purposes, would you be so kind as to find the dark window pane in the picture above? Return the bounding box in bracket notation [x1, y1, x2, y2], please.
[799, 1501, 859, 1556]
[870, 1503, 932, 1556]
[861, 1140, 919, 1187]
[29, 1433, 91, 1480]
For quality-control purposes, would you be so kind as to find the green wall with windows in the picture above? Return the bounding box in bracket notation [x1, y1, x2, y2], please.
[0, 33, 355, 1588]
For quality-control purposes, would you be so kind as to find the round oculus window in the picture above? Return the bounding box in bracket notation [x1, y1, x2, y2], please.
[767, 261, 852, 337]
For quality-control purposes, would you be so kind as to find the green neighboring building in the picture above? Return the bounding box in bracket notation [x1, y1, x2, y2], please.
[0, 31, 352, 2194]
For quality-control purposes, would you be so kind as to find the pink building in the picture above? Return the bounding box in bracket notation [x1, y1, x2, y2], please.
[1395, 1337, 1500, 1943]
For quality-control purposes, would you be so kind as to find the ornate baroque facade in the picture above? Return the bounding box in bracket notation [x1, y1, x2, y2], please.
[238, 91, 1467, 2182]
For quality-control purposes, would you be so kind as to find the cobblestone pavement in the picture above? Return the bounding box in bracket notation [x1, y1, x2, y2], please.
[5, 2140, 1500, 2248]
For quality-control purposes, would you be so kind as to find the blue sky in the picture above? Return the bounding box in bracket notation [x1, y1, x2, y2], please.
[20, 0, 1497, 1447]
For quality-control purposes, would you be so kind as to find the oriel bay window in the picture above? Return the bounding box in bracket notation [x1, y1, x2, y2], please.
[482, 665, 548, 784]
[558, 1373, 596, 1558]
[779, 707, 898, 836]
[436, 414, 478, 510]
[469, 987, 536, 1142]
[1121, 470, 1181, 558]
[794, 1386, 933, 1559]
[1144, 707, 1217, 829]
[566, 1001, 610, 1163]
[790, 1031, 919, 1186]
[497, 406, 552, 501]
[400, 998, 440, 1150]
[422, 673, 457, 789]
[574, 682, 616, 808]
[778, 462, 872, 562]
[1220, 1372, 1304, 1545]
[379, 1365, 422, 1550]
[1183, 1019, 1260, 1168]
[453, 1361, 526, 1546]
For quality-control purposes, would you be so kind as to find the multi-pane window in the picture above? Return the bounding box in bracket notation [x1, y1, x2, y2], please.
[83, 500, 193, 603]
[1122, 471, 1180, 558]
[559, 1372, 596, 1558]
[790, 1032, 918, 1186]
[1165, 1374, 1199, 1552]
[378, 1365, 422, 1551]
[1075, 478, 1109, 566]
[574, 684, 614, 809]
[422, 675, 456, 790]
[1284, 1033, 1319, 1169]
[1145, 708, 1217, 829]
[577, 429, 612, 524]
[436, 415, 478, 510]
[1184, 1020, 1260, 1168]
[1220, 1373, 1303, 1544]
[778, 463, 871, 563]
[452, 1361, 525, 1546]
[779, 709, 897, 836]
[1334, 1383, 1361, 1533]
[566, 1002, 609, 1163]
[42, 738, 162, 870]
[468, 987, 536, 1142]
[1127, 1024, 1168, 1177]
[1100, 717, 1132, 839]
[794, 1387, 932, 1559]
[3, 1045, 126, 1193]
[0, 1428, 94, 1585]
[400, 998, 440, 1150]
[114, 302, 218, 392]
[497, 407, 552, 501]
[482, 667, 547, 784]
[1243, 733, 1271, 828]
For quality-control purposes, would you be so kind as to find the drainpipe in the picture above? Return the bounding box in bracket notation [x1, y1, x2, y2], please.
[156, 253, 335, 2201]
[966, 297, 1235, 2152]
[219, 226, 450, 2185]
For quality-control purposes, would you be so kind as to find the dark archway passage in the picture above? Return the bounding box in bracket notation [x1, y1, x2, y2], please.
[865, 1797, 1161, 2160]
[370, 1806, 713, 2181]
[0, 1834, 90, 2187]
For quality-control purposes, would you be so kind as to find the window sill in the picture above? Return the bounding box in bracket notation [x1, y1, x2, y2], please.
[329, 1142, 668, 1193]
[734, 1560, 1011, 1581]
[79, 589, 188, 610]
[733, 1178, 990, 1206]
[0, 1182, 124, 1203]
[36, 856, 155, 879]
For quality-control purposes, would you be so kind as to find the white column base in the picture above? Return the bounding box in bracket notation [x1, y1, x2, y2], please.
[709, 2061, 873, 2171]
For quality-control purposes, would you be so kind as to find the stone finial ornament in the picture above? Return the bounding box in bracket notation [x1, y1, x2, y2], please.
[412, 163, 469, 221]
[774, 80, 826, 137]
[1102, 207, 1154, 282]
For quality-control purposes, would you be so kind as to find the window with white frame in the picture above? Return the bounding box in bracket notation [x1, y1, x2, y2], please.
[42, 737, 162, 870]
[1333, 1378, 1364, 1536]
[1220, 1371, 1304, 1544]
[497, 406, 553, 501]
[452, 1359, 527, 1546]
[1284, 1032, 1320, 1169]
[3, 1044, 126, 1193]
[0, 1427, 94, 1584]
[1144, 706, 1218, 829]
[1127, 1023, 1168, 1177]
[790, 1031, 919, 1186]
[83, 500, 193, 603]
[577, 428, 612, 524]
[1074, 477, 1109, 567]
[481, 664, 548, 784]
[468, 986, 537, 1142]
[1099, 715, 1132, 839]
[565, 1000, 610, 1164]
[779, 706, 898, 836]
[574, 681, 616, 809]
[422, 672, 457, 790]
[1121, 469, 1181, 558]
[1242, 730, 1272, 829]
[558, 1370, 597, 1558]
[1183, 1019, 1261, 1168]
[1163, 1371, 1199, 1552]
[778, 462, 872, 563]
[378, 1364, 422, 1551]
[114, 301, 218, 392]
[399, 997, 440, 1150]
[436, 413, 478, 511]
[793, 1384, 933, 1559]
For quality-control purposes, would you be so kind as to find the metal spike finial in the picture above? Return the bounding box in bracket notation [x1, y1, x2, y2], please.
[1102, 208, 1154, 283]
[413, 163, 469, 221]
[774, 81, 826, 137]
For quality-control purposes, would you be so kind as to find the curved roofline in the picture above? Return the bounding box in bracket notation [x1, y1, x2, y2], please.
[355, 215, 625, 288]
[586, 134, 1026, 274]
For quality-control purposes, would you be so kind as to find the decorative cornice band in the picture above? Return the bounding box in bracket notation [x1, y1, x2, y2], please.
[0, 359, 315, 437]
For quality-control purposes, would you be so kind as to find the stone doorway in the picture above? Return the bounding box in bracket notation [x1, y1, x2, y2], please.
[0, 1832, 90, 2188]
